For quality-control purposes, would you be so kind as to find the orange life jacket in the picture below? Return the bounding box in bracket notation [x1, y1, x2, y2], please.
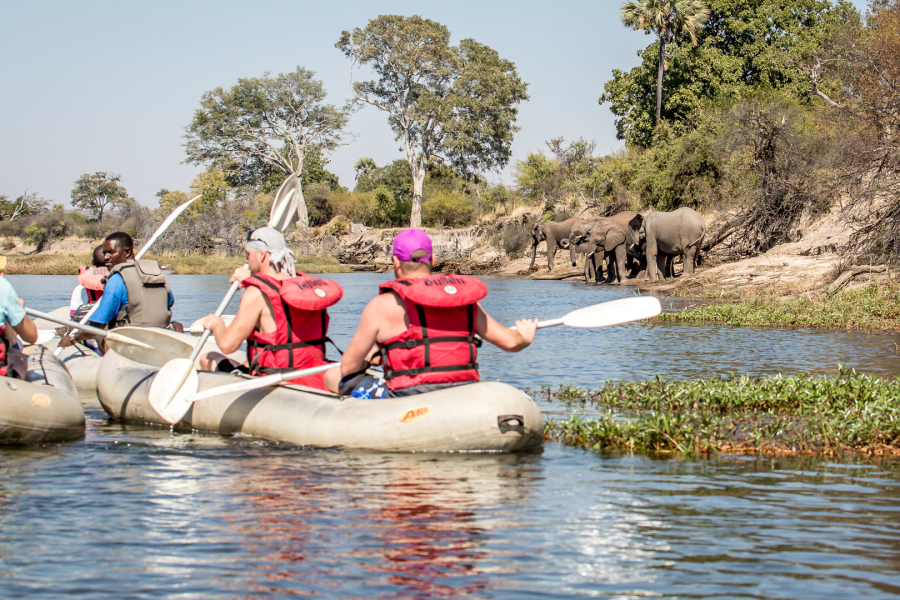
[242, 273, 343, 391]
[377, 274, 487, 391]
[78, 266, 107, 303]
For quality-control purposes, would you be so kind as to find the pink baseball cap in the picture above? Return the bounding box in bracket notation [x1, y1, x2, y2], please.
[392, 228, 433, 262]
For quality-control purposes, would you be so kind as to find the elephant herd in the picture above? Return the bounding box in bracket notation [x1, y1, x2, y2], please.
[528, 207, 707, 283]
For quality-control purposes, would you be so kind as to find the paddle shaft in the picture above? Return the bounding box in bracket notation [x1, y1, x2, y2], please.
[510, 318, 562, 331]
[188, 362, 337, 403]
[189, 273, 244, 362]
[185, 187, 297, 361]
[26, 307, 118, 339]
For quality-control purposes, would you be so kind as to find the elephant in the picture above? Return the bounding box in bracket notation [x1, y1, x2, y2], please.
[530, 217, 581, 271]
[560, 216, 604, 267]
[628, 207, 706, 282]
[582, 220, 630, 283]
[568, 211, 637, 282]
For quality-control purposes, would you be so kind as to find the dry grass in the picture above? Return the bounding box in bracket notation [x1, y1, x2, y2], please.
[2, 253, 352, 275]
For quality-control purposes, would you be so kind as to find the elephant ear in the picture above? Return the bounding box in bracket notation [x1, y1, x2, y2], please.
[605, 226, 626, 252]
[628, 214, 643, 246]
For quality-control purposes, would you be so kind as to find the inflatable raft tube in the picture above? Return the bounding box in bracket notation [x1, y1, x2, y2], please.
[0, 345, 85, 444]
[37, 308, 245, 399]
[97, 351, 544, 453]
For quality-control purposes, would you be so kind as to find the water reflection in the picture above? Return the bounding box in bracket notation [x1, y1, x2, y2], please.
[4, 275, 900, 598]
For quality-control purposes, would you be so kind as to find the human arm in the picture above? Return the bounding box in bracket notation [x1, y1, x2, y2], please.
[88, 274, 127, 329]
[339, 295, 388, 377]
[476, 305, 537, 352]
[11, 311, 38, 344]
[200, 286, 263, 355]
[0, 280, 37, 344]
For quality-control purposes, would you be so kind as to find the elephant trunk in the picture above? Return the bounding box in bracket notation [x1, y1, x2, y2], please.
[529, 238, 538, 270]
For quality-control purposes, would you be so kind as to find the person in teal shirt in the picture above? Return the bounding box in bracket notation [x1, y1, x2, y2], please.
[0, 258, 38, 377]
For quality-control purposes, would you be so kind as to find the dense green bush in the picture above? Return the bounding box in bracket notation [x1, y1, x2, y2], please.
[422, 190, 476, 227]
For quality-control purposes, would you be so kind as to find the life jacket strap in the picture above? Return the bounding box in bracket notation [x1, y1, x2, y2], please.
[383, 362, 480, 379]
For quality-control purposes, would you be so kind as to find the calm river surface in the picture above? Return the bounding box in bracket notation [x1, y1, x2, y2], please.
[3, 273, 900, 598]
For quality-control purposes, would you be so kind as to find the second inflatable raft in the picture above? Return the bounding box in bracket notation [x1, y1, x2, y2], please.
[0, 345, 84, 444]
[97, 351, 544, 453]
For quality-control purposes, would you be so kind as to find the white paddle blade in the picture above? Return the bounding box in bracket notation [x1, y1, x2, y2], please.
[269, 175, 301, 233]
[148, 358, 199, 424]
[23, 329, 57, 346]
[562, 297, 662, 328]
[105, 327, 194, 368]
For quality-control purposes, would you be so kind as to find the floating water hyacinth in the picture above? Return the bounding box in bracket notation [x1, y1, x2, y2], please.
[544, 368, 900, 457]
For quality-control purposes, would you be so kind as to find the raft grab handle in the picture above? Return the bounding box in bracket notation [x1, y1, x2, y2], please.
[497, 414, 525, 434]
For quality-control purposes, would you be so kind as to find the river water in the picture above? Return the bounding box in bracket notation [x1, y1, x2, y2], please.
[3, 273, 900, 598]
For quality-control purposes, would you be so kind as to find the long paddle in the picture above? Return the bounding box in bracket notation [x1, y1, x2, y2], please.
[148, 177, 299, 423]
[25, 308, 157, 353]
[56, 193, 202, 353]
[177, 296, 664, 409]
[155, 363, 337, 423]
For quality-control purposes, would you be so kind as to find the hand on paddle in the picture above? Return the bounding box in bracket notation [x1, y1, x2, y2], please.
[512, 319, 539, 345]
[229, 267, 251, 284]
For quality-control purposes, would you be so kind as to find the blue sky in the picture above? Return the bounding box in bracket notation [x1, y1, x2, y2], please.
[0, 0, 869, 208]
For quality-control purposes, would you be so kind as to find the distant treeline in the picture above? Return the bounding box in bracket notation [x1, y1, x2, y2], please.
[3, 1, 899, 265]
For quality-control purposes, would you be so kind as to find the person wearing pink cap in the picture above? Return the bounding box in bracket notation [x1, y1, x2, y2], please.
[324, 228, 537, 398]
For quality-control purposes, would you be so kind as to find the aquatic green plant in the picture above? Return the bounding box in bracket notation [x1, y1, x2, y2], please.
[544, 369, 900, 457]
[658, 283, 900, 331]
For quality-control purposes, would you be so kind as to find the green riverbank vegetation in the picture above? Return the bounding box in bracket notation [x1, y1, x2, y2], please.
[544, 369, 900, 458]
[3, 253, 350, 276]
[658, 283, 900, 331]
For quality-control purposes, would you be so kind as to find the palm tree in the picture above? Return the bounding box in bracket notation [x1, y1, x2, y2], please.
[620, 0, 710, 127]
[354, 157, 377, 181]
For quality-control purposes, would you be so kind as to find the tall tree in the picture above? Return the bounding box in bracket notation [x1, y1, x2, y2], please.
[603, 0, 857, 146]
[184, 67, 351, 230]
[354, 157, 377, 180]
[0, 191, 49, 221]
[620, 0, 710, 127]
[337, 15, 529, 228]
[70, 172, 128, 221]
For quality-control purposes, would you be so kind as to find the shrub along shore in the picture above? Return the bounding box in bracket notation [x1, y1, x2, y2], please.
[657, 283, 900, 331]
[3, 253, 351, 275]
[544, 369, 900, 458]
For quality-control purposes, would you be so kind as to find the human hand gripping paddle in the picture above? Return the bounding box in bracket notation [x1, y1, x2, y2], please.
[178, 296, 664, 410]
[148, 175, 301, 424]
[54, 193, 203, 356]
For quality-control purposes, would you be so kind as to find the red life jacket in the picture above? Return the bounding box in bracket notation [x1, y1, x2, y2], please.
[377, 274, 487, 391]
[0, 325, 7, 377]
[242, 273, 343, 391]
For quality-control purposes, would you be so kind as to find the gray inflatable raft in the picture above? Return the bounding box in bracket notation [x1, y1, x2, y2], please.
[0, 345, 85, 444]
[97, 351, 544, 453]
[35, 309, 245, 400]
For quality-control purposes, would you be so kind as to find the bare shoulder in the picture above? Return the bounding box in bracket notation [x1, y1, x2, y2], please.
[363, 290, 404, 316]
[238, 285, 265, 312]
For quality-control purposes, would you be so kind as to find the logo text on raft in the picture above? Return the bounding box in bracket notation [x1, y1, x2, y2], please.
[399, 407, 431, 423]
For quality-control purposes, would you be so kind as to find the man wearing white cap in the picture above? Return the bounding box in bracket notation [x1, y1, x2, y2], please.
[324, 228, 537, 398]
[199, 227, 343, 391]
